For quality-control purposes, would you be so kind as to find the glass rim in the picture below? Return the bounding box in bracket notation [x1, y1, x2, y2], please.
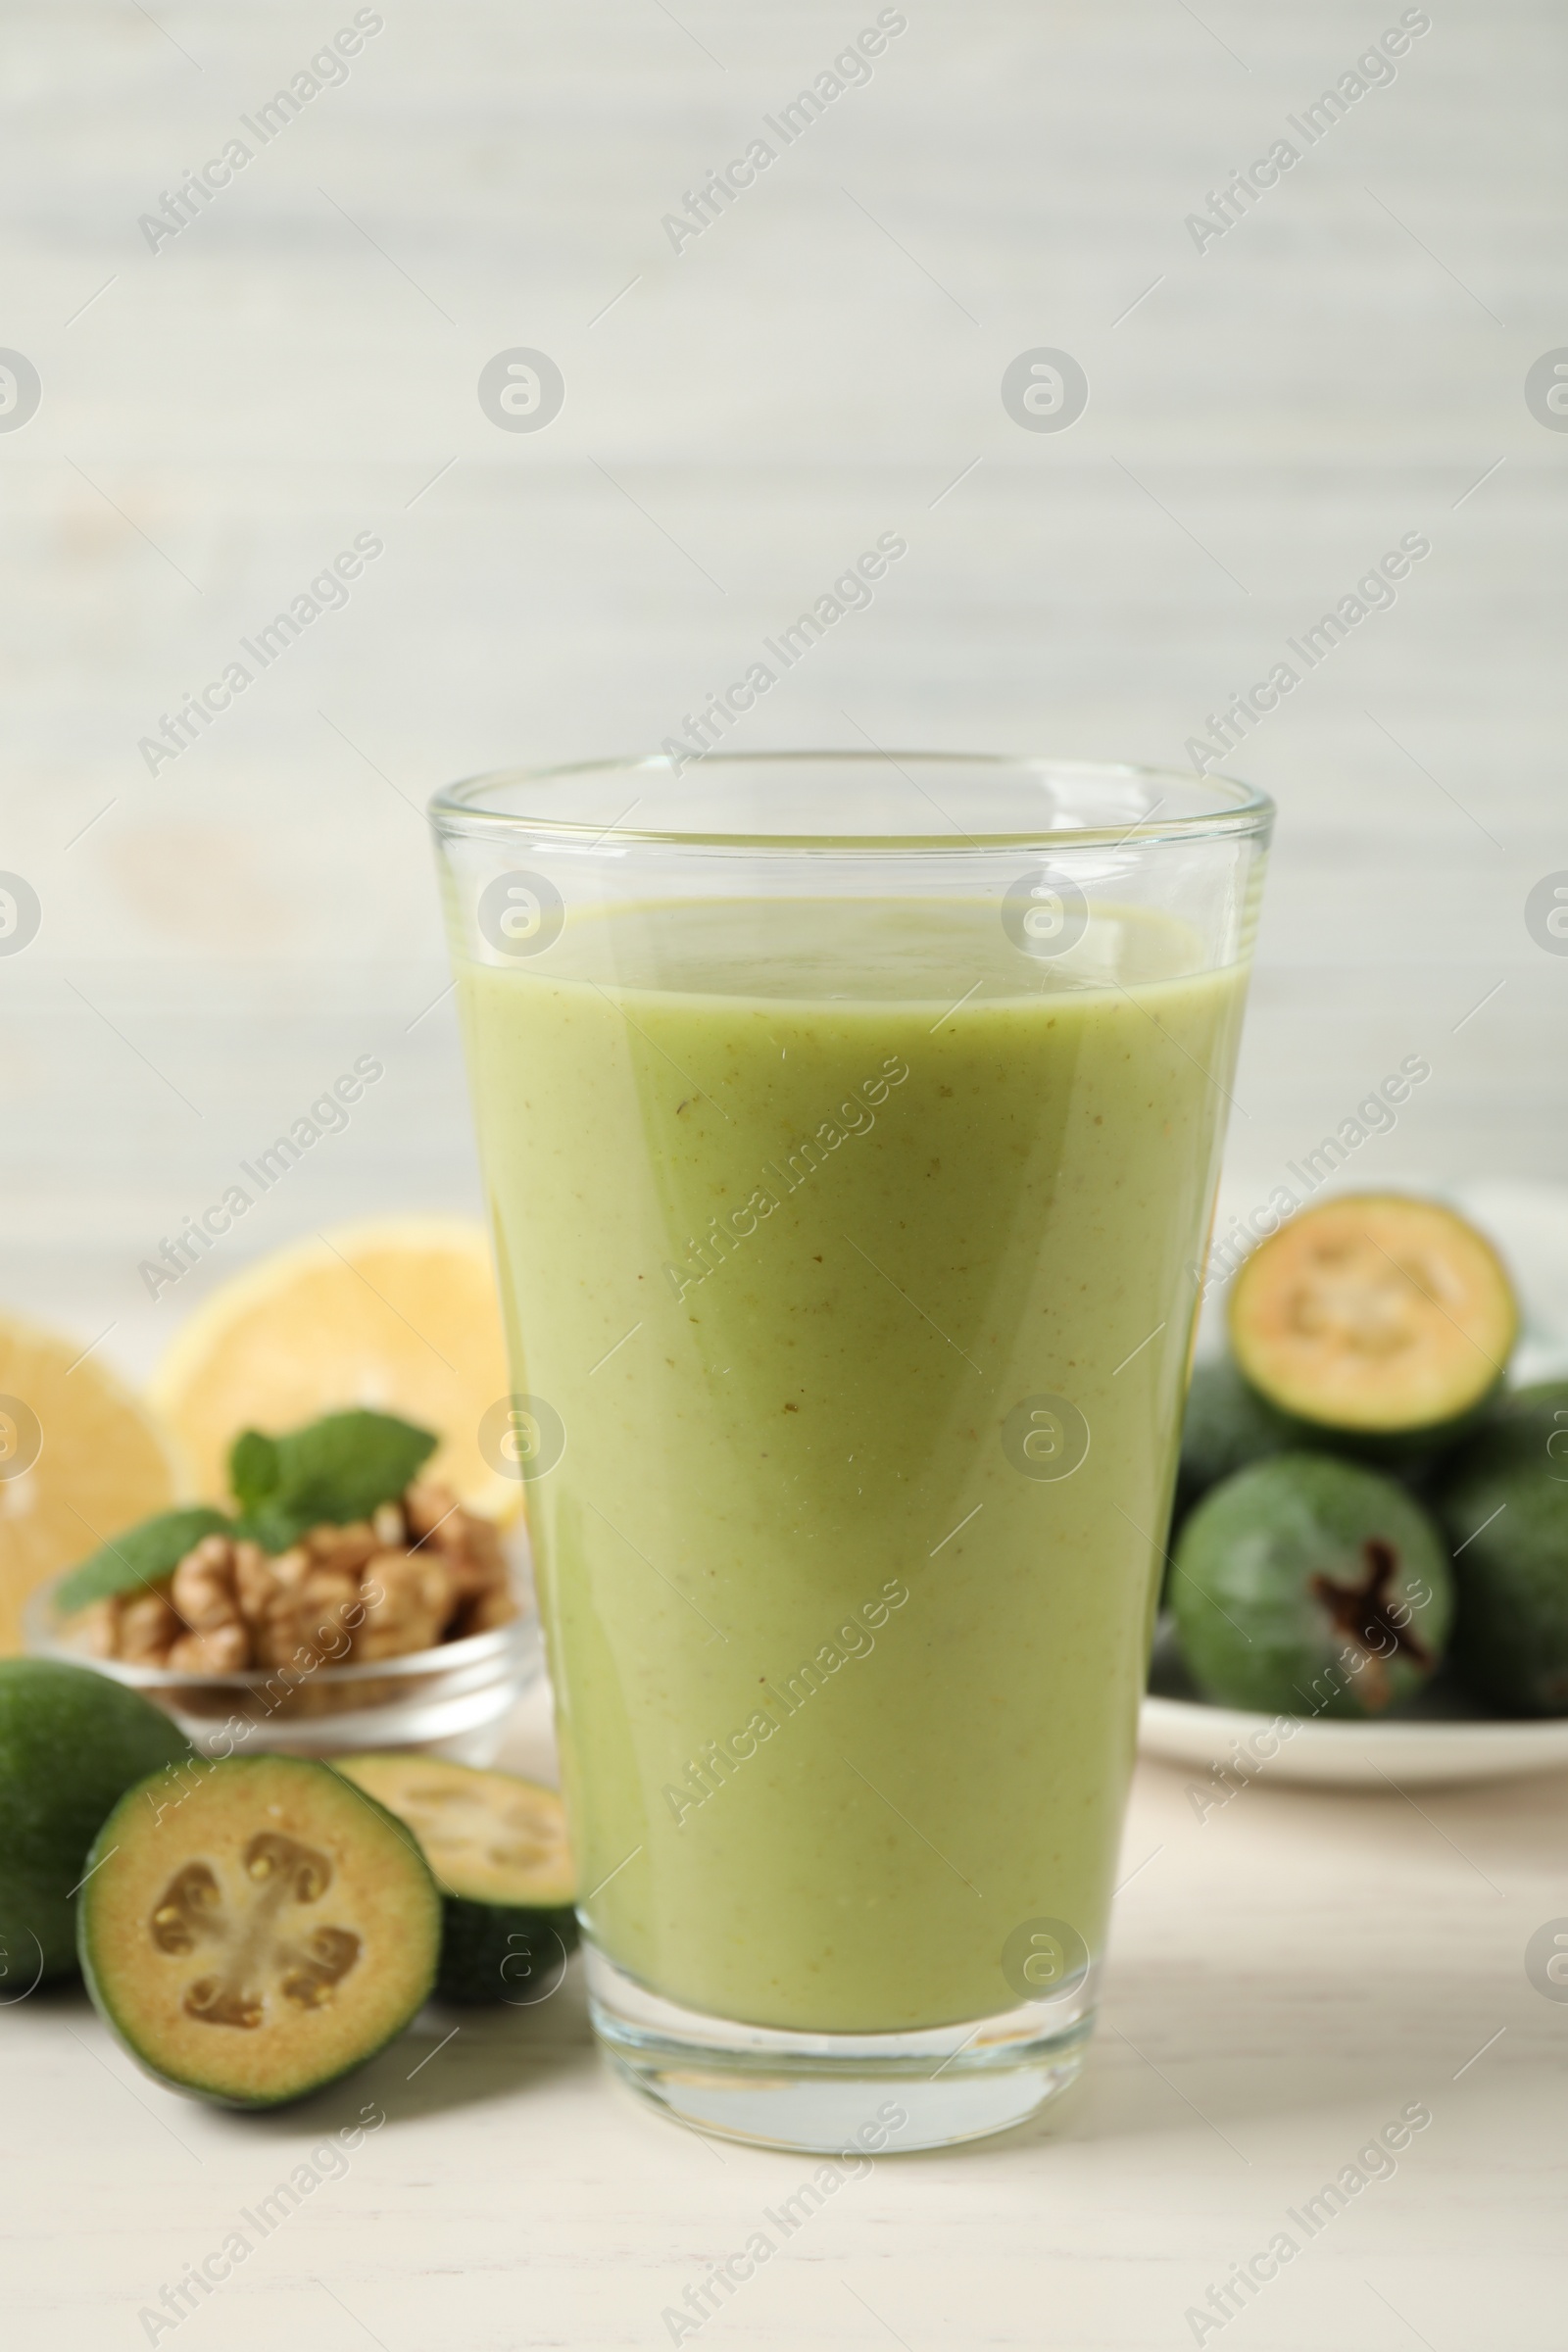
[428, 751, 1274, 854]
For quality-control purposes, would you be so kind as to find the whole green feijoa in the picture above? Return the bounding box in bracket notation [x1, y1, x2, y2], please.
[1432, 1382, 1568, 1715]
[1170, 1454, 1453, 1718]
[0, 1659, 190, 1984]
[1176, 1356, 1298, 1523]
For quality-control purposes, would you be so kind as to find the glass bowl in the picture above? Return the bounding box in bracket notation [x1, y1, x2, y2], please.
[24, 1540, 542, 1764]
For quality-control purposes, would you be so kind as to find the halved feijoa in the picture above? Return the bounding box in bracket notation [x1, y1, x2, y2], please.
[1433, 1382, 1568, 1715]
[78, 1753, 439, 2107]
[1171, 1453, 1453, 1717]
[335, 1754, 577, 2007]
[0, 1659, 190, 1985]
[1229, 1195, 1516, 1446]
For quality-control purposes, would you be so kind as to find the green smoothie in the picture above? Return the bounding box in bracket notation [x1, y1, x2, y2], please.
[458, 896, 1247, 2034]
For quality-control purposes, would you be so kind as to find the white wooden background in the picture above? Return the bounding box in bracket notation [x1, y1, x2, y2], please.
[4, 4, 1568, 2345]
[2, 0, 1564, 1369]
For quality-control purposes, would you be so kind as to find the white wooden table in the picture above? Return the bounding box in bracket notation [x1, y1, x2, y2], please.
[7, 1675, 1565, 2350]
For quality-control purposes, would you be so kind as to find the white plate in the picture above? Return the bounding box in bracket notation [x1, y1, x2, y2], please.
[1143, 1178, 1568, 1791]
[1139, 1691, 1568, 1789]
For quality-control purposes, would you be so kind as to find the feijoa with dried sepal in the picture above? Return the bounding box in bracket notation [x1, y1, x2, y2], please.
[1171, 1453, 1453, 1717]
[77, 1753, 439, 2106]
[335, 1754, 577, 2007]
[1228, 1195, 1516, 1451]
[1433, 1381, 1568, 1716]
[0, 1660, 191, 1985]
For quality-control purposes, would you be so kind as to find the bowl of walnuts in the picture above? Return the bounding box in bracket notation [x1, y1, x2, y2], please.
[25, 1408, 540, 1761]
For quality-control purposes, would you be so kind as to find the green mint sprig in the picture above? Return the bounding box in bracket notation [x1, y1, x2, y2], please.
[57, 1409, 440, 1612]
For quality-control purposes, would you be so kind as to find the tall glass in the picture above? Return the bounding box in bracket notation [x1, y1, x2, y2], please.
[431, 754, 1271, 2153]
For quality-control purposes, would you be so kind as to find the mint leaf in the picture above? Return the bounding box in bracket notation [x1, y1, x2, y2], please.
[230, 1410, 438, 1550]
[228, 1428, 280, 1518]
[232, 1503, 311, 1555]
[57, 1506, 233, 1615]
[275, 1409, 438, 1521]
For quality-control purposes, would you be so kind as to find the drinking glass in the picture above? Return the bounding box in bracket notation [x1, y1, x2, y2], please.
[431, 753, 1271, 2153]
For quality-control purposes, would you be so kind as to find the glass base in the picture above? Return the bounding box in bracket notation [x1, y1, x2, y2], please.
[586, 1945, 1095, 2153]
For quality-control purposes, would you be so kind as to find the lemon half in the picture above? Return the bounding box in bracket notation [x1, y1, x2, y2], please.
[0, 1315, 180, 1653]
[149, 1217, 517, 1523]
